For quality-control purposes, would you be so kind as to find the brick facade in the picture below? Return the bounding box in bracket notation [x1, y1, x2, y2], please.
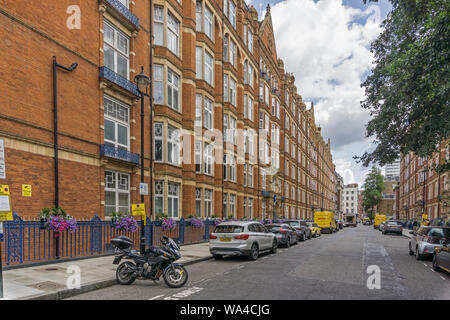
[399, 140, 450, 221]
[0, 0, 337, 221]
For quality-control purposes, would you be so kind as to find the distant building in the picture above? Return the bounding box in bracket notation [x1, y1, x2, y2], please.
[385, 160, 400, 181]
[378, 180, 397, 217]
[342, 184, 359, 216]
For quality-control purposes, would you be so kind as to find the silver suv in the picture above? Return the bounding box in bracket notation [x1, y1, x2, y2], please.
[209, 221, 278, 260]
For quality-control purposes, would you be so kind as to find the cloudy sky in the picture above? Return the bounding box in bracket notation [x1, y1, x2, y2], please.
[246, 0, 392, 187]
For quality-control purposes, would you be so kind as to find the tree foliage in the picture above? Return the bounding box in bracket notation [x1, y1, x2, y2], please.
[362, 167, 385, 219]
[356, 0, 450, 169]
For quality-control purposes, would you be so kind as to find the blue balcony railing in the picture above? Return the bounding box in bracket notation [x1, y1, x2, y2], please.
[100, 144, 140, 165]
[104, 0, 139, 29]
[99, 66, 139, 96]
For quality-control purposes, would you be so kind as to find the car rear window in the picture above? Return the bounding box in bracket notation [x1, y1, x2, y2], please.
[286, 221, 300, 227]
[427, 228, 450, 239]
[214, 225, 244, 233]
[387, 221, 401, 226]
[265, 224, 281, 232]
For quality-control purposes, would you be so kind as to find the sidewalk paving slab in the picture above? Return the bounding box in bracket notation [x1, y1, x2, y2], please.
[0, 242, 211, 300]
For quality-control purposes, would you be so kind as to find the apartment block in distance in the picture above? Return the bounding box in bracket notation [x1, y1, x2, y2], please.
[0, 0, 337, 221]
[399, 140, 450, 220]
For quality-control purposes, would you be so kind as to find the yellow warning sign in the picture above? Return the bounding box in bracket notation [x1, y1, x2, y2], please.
[0, 185, 13, 221]
[131, 203, 146, 226]
[22, 184, 32, 197]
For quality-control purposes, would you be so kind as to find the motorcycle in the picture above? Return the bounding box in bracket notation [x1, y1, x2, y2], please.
[111, 235, 188, 288]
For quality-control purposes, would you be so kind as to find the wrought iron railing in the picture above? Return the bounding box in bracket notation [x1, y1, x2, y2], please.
[0, 213, 216, 267]
[99, 66, 139, 96]
[100, 144, 140, 164]
[104, 0, 139, 29]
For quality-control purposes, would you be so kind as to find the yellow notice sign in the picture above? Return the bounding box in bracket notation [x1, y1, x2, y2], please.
[22, 184, 32, 197]
[0, 185, 13, 221]
[131, 203, 146, 226]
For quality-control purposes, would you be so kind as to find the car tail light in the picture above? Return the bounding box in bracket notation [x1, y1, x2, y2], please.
[234, 234, 249, 240]
[280, 228, 287, 233]
[209, 235, 217, 239]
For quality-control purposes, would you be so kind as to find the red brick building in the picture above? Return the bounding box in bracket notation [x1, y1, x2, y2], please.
[0, 0, 337, 221]
[399, 140, 450, 221]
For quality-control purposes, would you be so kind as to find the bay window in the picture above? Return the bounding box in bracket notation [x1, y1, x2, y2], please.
[168, 182, 179, 218]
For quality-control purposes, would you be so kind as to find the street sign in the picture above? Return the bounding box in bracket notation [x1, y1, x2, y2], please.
[0, 185, 12, 222]
[0, 139, 5, 180]
[22, 184, 32, 197]
[131, 203, 146, 226]
[139, 183, 148, 195]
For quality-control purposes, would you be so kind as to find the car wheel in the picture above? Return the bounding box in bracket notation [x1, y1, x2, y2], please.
[213, 254, 223, 260]
[415, 246, 423, 260]
[432, 254, 440, 272]
[249, 243, 259, 260]
[408, 243, 414, 256]
[271, 240, 278, 254]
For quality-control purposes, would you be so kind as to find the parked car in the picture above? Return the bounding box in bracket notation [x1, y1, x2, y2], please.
[306, 222, 321, 237]
[209, 221, 278, 260]
[409, 226, 450, 260]
[432, 240, 450, 273]
[285, 220, 312, 239]
[363, 217, 372, 225]
[265, 223, 298, 247]
[382, 220, 403, 235]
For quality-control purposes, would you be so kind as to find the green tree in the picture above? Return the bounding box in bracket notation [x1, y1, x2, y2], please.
[356, 0, 450, 170]
[362, 167, 385, 219]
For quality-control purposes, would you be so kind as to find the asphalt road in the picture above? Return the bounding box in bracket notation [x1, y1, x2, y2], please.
[68, 225, 449, 300]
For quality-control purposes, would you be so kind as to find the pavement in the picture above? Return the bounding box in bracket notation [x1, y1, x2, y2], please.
[0, 242, 212, 300]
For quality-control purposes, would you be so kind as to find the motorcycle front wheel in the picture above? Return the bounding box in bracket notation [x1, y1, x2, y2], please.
[116, 261, 137, 285]
[163, 265, 188, 288]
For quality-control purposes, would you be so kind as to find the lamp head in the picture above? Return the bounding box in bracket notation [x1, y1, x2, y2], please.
[69, 63, 78, 71]
[134, 66, 150, 94]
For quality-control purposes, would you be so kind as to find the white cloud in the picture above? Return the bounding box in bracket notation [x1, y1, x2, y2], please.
[334, 158, 355, 184]
[270, 0, 383, 151]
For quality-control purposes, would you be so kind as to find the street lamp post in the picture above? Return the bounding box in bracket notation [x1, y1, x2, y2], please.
[321, 192, 324, 211]
[52, 56, 77, 259]
[135, 66, 150, 254]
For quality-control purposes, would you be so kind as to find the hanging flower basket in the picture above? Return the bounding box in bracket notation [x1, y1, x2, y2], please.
[113, 214, 138, 232]
[39, 207, 77, 235]
[161, 217, 177, 231]
[189, 217, 204, 228]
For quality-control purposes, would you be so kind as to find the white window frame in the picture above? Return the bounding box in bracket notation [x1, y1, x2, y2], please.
[167, 68, 180, 112]
[103, 95, 130, 151]
[168, 182, 180, 218]
[167, 125, 180, 166]
[104, 170, 130, 216]
[103, 20, 129, 79]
